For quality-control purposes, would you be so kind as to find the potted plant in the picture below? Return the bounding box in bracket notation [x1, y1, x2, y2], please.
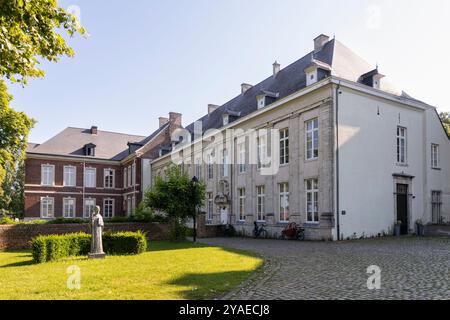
[415, 219, 425, 236]
[394, 220, 402, 237]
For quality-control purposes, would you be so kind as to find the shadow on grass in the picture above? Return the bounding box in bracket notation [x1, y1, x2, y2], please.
[167, 270, 255, 300]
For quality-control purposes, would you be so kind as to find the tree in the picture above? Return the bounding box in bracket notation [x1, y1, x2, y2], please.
[144, 166, 205, 241]
[0, 0, 86, 215]
[439, 112, 450, 136]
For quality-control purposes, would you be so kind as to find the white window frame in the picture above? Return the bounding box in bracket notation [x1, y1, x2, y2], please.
[127, 166, 132, 187]
[84, 198, 96, 218]
[207, 153, 214, 180]
[63, 165, 76, 187]
[223, 115, 229, 126]
[238, 142, 246, 173]
[207, 192, 214, 221]
[256, 185, 265, 222]
[257, 134, 267, 170]
[132, 163, 136, 186]
[41, 164, 55, 186]
[40, 196, 54, 218]
[238, 188, 245, 221]
[279, 183, 289, 222]
[431, 144, 440, 169]
[397, 126, 407, 165]
[280, 128, 289, 165]
[103, 198, 115, 218]
[63, 197, 76, 218]
[222, 149, 229, 177]
[195, 157, 202, 180]
[84, 167, 96, 188]
[104, 168, 115, 189]
[306, 118, 319, 160]
[306, 179, 319, 223]
[123, 168, 127, 188]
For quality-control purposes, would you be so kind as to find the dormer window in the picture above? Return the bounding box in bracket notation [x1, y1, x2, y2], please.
[304, 59, 331, 86]
[359, 69, 385, 89]
[306, 69, 317, 86]
[257, 91, 278, 110]
[223, 114, 229, 126]
[84, 143, 96, 157]
[257, 95, 265, 109]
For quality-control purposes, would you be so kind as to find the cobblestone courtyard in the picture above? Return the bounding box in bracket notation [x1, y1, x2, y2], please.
[200, 237, 450, 300]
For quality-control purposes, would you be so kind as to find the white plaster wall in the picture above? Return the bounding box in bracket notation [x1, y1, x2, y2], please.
[337, 87, 425, 239]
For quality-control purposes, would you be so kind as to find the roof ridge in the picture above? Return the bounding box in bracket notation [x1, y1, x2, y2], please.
[66, 126, 147, 138]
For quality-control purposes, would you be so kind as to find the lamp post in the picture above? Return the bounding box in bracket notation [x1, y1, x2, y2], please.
[191, 176, 199, 242]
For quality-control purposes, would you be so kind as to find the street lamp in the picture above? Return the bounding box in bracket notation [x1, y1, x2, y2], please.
[191, 176, 199, 242]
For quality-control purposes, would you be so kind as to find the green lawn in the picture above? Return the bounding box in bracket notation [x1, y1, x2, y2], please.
[0, 242, 263, 300]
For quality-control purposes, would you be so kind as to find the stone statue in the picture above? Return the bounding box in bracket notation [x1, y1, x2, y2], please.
[88, 206, 106, 259]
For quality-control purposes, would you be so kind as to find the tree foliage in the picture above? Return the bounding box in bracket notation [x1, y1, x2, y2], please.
[0, 0, 87, 85]
[144, 166, 206, 240]
[439, 112, 450, 137]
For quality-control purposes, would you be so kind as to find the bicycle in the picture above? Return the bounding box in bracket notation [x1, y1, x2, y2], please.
[253, 221, 268, 239]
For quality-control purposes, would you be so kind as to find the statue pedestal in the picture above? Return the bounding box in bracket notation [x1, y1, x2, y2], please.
[88, 253, 106, 260]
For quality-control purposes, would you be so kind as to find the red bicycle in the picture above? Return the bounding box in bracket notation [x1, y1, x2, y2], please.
[281, 223, 305, 241]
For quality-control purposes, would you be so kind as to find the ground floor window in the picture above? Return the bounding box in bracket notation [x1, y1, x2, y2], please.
[306, 179, 319, 223]
[84, 198, 96, 218]
[432, 191, 442, 224]
[207, 192, 213, 221]
[103, 198, 115, 218]
[238, 188, 245, 221]
[256, 186, 265, 222]
[63, 198, 76, 218]
[279, 183, 289, 222]
[40, 197, 54, 218]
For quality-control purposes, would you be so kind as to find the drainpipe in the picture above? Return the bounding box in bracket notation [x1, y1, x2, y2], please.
[82, 162, 86, 218]
[335, 82, 341, 241]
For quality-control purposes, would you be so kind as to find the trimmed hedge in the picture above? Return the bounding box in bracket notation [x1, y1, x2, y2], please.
[31, 231, 148, 263]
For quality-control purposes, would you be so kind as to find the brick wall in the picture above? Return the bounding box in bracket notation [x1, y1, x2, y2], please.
[0, 222, 170, 250]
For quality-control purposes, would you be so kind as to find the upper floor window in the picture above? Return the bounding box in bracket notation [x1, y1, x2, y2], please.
[127, 166, 132, 187]
[41, 164, 55, 186]
[431, 144, 440, 168]
[123, 168, 127, 188]
[132, 163, 136, 185]
[84, 167, 96, 188]
[63, 166, 76, 187]
[104, 169, 115, 189]
[222, 149, 229, 177]
[279, 128, 289, 165]
[238, 142, 246, 173]
[279, 183, 289, 222]
[306, 118, 319, 160]
[306, 179, 319, 223]
[40, 197, 54, 218]
[207, 153, 214, 180]
[256, 185, 265, 222]
[257, 134, 268, 170]
[195, 157, 202, 180]
[397, 126, 407, 164]
[238, 188, 246, 221]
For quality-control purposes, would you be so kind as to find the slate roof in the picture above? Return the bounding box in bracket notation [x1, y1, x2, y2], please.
[27, 127, 148, 161]
[184, 38, 412, 135]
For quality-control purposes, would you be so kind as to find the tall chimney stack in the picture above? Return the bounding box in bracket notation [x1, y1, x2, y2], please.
[169, 112, 182, 127]
[273, 61, 281, 77]
[208, 104, 219, 114]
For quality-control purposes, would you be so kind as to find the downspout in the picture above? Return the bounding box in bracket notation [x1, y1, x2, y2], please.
[335, 82, 341, 241]
[82, 162, 85, 218]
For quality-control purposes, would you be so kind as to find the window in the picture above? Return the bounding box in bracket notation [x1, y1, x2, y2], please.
[84, 198, 96, 218]
[257, 96, 265, 109]
[40, 197, 54, 218]
[397, 127, 407, 164]
[279, 183, 289, 222]
[222, 149, 229, 177]
[431, 144, 440, 168]
[63, 198, 76, 218]
[280, 128, 289, 165]
[131, 195, 136, 214]
[432, 191, 442, 224]
[207, 192, 214, 221]
[306, 179, 319, 223]
[223, 115, 229, 126]
[238, 142, 246, 173]
[195, 158, 202, 180]
[103, 198, 114, 218]
[84, 168, 96, 188]
[123, 168, 127, 188]
[126, 196, 132, 216]
[257, 134, 267, 169]
[41, 164, 55, 186]
[207, 153, 214, 180]
[63, 166, 76, 187]
[238, 188, 246, 221]
[104, 169, 115, 189]
[127, 166, 132, 187]
[256, 186, 265, 222]
[306, 118, 319, 160]
[132, 163, 136, 186]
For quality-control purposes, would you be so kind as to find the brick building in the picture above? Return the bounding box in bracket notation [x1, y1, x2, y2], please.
[24, 113, 182, 219]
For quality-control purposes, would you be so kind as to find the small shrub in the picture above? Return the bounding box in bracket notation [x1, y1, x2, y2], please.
[0, 217, 19, 225]
[46, 218, 86, 224]
[31, 232, 147, 263]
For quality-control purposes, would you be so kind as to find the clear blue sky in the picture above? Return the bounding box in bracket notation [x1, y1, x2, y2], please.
[8, 0, 450, 143]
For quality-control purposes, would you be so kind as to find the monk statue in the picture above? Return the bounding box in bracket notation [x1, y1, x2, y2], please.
[88, 205, 106, 259]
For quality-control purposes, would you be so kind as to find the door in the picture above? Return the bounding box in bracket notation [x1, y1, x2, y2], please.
[220, 207, 228, 225]
[396, 184, 409, 235]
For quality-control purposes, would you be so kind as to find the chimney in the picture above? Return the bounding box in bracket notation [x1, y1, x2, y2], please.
[241, 83, 252, 94]
[159, 117, 169, 128]
[90, 126, 98, 134]
[273, 61, 281, 77]
[169, 112, 182, 127]
[208, 104, 219, 114]
[314, 34, 330, 53]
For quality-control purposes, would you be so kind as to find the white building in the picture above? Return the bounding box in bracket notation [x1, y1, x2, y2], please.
[150, 34, 450, 240]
